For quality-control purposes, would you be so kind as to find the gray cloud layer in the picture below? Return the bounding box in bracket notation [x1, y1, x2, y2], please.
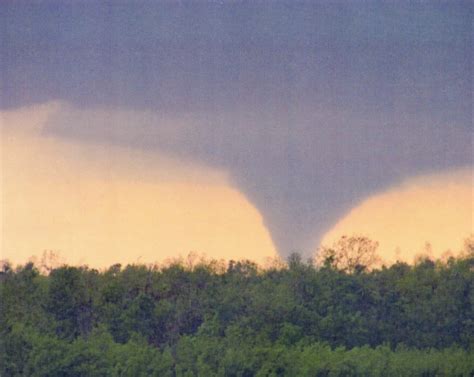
[2, 2, 473, 257]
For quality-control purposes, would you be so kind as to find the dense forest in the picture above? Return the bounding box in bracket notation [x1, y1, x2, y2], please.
[1, 236, 473, 376]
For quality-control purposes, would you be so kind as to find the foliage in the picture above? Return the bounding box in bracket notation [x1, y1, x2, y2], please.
[1, 238, 473, 376]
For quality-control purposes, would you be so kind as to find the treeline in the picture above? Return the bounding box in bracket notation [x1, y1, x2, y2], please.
[1, 238, 473, 376]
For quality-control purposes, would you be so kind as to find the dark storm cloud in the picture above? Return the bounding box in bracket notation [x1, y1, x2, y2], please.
[2, 1, 472, 256]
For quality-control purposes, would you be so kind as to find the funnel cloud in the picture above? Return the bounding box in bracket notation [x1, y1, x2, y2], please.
[44, 103, 471, 257]
[2, 2, 472, 257]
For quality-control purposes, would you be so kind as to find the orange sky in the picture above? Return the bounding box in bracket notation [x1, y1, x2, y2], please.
[320, 169, 473, 264]
[1, 103, 278, 267]
[1, 104, 472, 268]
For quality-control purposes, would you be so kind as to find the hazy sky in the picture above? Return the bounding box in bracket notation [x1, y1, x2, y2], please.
[1, 1, 472, 263]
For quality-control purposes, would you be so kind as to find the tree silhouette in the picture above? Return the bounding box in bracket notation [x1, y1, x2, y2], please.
[317, 235, 381, 273]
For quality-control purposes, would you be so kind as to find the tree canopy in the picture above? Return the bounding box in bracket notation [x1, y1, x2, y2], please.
[1, 237, 473, 376]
